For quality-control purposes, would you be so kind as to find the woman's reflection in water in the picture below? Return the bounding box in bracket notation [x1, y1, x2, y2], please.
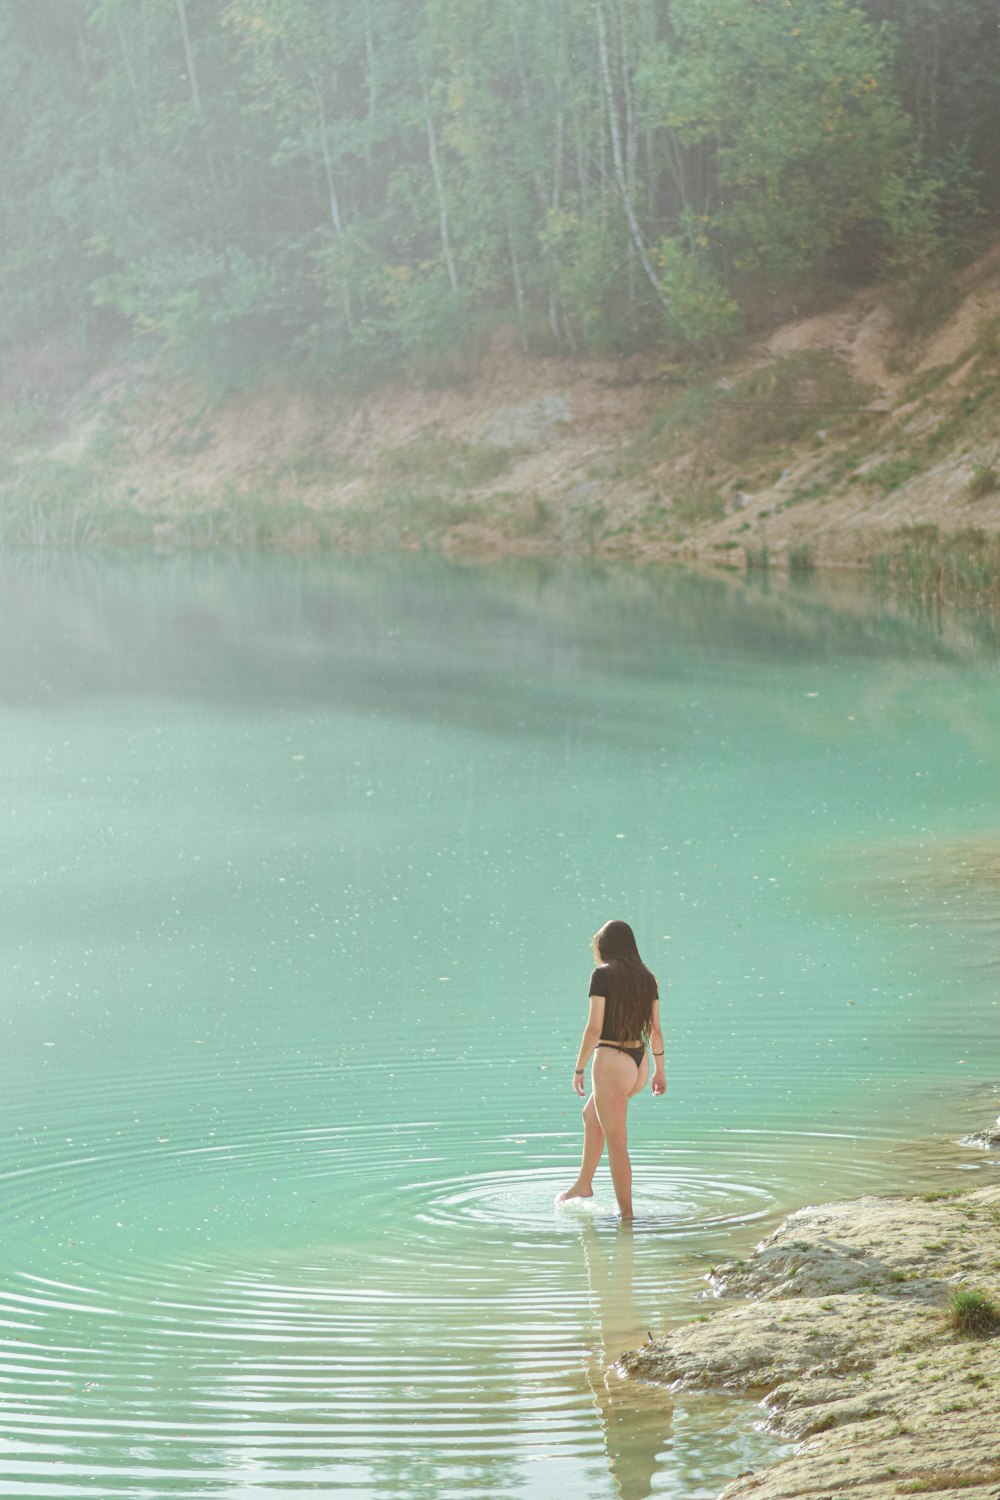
[580, 1219, 671, 1500]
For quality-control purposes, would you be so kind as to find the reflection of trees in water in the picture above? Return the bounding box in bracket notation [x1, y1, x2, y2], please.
[2, 550, 992, 719]
[580, 1220, 669, 1500]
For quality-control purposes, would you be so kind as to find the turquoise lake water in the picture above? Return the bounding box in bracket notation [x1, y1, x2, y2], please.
[2, 552, 999, 1499]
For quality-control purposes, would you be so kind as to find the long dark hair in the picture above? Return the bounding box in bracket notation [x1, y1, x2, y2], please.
[592, 919, 657, 1040]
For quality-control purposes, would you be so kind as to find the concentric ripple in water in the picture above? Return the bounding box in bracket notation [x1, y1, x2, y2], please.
[5, 553, 1000, 1498]
[1, 1053, 991, 1500]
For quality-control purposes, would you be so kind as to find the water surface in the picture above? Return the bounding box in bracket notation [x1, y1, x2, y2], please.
[2, 553, 999, 1499]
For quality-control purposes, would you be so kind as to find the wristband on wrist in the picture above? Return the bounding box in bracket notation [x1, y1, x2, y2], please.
[652, 1050, 664, 1056]
[574, 1067, 584, 1074]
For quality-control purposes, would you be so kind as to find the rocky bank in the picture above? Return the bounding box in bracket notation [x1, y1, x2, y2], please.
[620, 1144, 1000, 1499]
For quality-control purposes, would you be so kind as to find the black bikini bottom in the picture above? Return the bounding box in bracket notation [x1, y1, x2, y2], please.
[596, 1041, 645, 1068]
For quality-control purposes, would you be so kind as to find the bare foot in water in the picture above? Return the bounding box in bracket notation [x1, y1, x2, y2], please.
[556, 1184, 594, 1203]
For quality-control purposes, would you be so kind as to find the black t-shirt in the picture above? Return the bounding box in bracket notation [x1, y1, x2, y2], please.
[589, 963, 658, 1042]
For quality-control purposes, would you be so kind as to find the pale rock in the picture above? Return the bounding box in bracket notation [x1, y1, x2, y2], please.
[619, 1182, 1000, 1500]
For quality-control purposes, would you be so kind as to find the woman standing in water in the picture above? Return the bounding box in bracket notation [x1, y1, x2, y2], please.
[557, 920, 665, 1219]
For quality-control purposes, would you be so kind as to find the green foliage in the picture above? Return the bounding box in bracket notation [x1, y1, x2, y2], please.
[948, 1289, 1000, 1338]
[540, 209, 664, 356]
[0, 0, 994, 385]
[378, 273, 478, 382]
[639, 0, 916, 297]
[864, 455, 923, 490]
[510, 494, 552, 536]
[0, 392, 53, 443]
[866, 0, 1000, 213]
[719, 352, 870, 460]
[0, 462, 357, 550]
[672, 488, 725, 524]
[744, 541, 770, 572]
[787, 543, 816, 573]
[871, 526, 1000, 609]
[377, 435, 511, 488]
[881, 151, 985, 336]
[91, 246, 297, 394]
[788, 482, 826, 505]
[968, 464, 999, 500]
[626, 352, 868, 489]
[975, 317, 1000, 363]
[620, 382, 721, 476]
[879, 159, 946, 284]
[925, 380, 1000, 453]
[658, 238, 743, 349]
[0, 458, 125, 546]
[904, 365, 952, 402]
[376, 487, 485, 534]
[896, 1469, 1000, 1496]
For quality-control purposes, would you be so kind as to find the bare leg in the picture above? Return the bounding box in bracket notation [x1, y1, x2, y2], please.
[593, 1049, 648, 1220]
[600, 1101, 632, 1218]
[557, 1093, 605, 1202]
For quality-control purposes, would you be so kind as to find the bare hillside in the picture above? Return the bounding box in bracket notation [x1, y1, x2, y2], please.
[6, 245, 1000, 585]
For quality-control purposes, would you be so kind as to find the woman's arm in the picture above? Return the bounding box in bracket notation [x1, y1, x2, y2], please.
[648, 998, 666, 1096]
[572, 995, 605, 1096]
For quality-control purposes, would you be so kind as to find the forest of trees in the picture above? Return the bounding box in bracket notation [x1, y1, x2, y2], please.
[3, 0, 998, 391]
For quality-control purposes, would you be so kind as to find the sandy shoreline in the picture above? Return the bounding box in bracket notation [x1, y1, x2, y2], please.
[621, 1122, 1000, 1499]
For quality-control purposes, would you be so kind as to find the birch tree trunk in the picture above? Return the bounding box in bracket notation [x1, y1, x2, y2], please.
[507, 219, 529, 350]
[617, 0, 638, 201]
[72, 2, 94, 87]
[306, 69, 346, 239]
[594, 0, 663, 298]
[114, 19, 147, 143]
[281, 41, 354, 332]
[423, 84, 459, 292]
[174, 0, 222, 228]
[174, 0, 203, 123]
[363, 0, 378, 175]
[551, 86, 565, 213]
